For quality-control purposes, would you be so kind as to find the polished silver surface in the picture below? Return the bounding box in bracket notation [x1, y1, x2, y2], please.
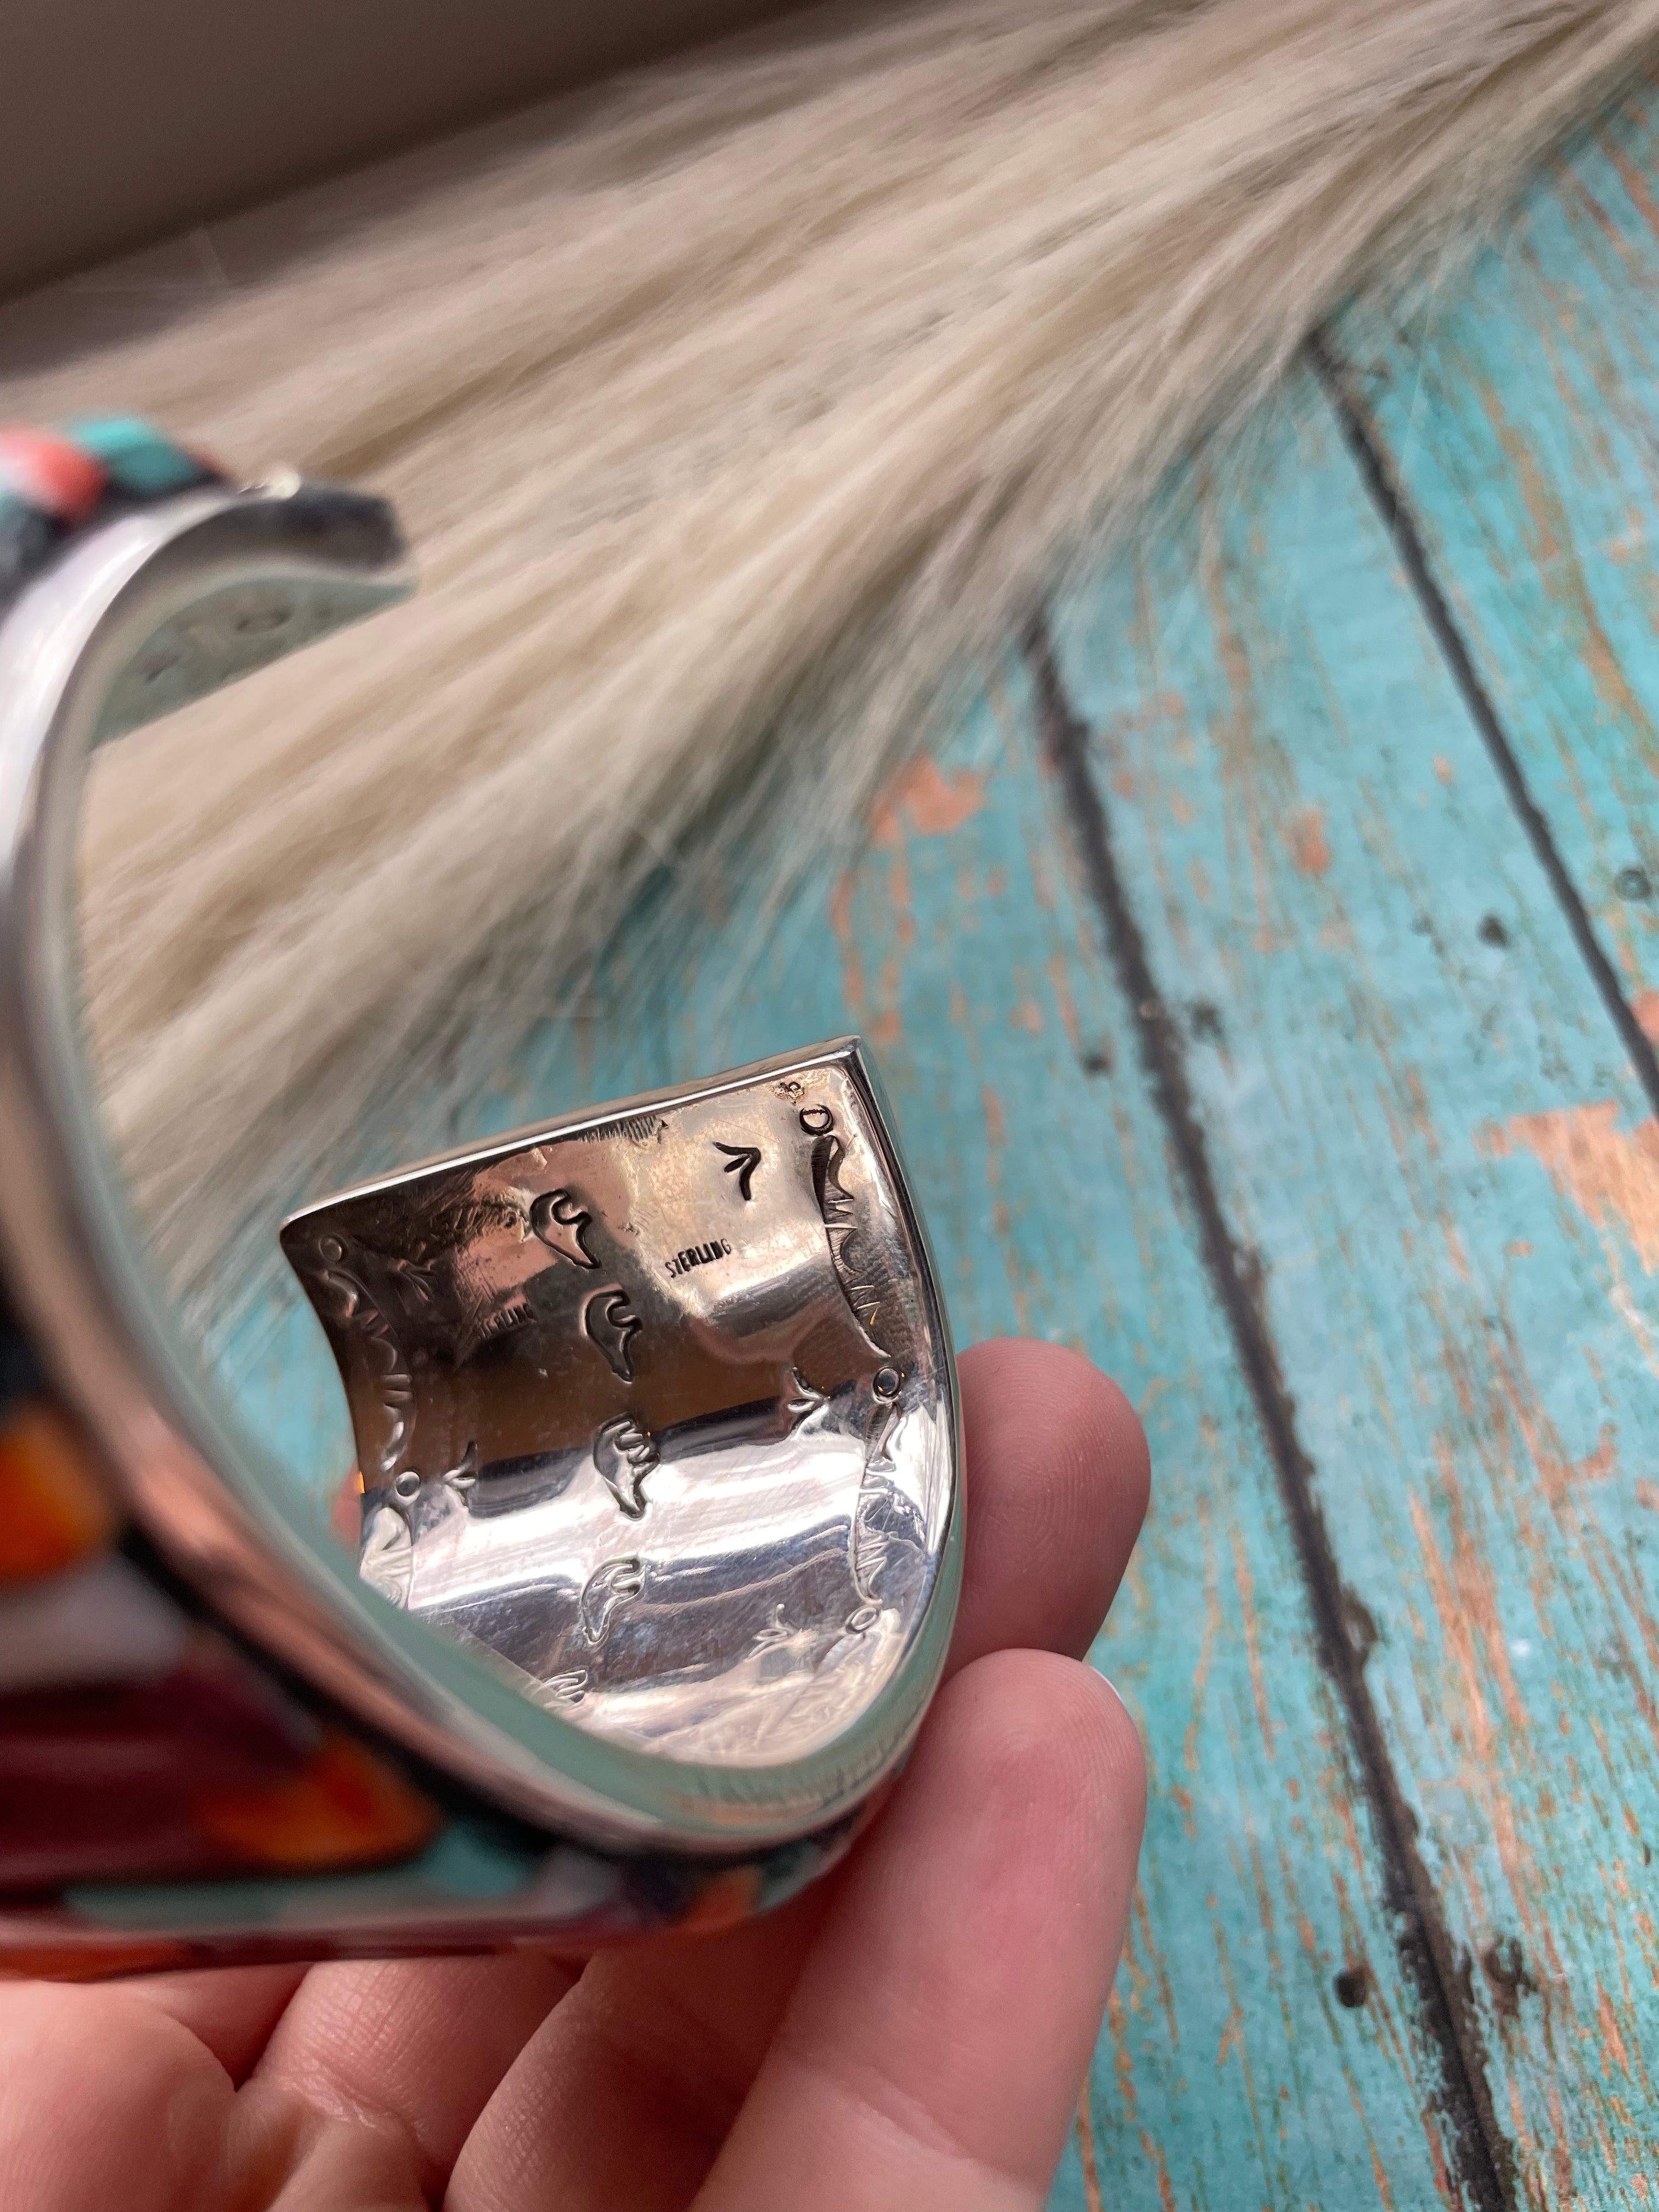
[284, 1044, 956, 1768]
[0, 470, 963, 1866]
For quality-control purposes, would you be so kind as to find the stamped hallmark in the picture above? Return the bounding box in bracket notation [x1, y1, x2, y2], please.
[714, 1141, 762, 1199]
[663, 1238, 732, 1280]
[530, 1188, 597, 1268]
[281, 1039, 956, 1770]
[580, 1556, 645, 1645]
[594, 1414, 658, 1517]
[583, 1285, 642, 1381]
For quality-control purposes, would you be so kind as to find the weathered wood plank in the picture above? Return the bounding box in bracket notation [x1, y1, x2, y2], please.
[1328, 77, 1659, 1024]
[219, 682, 1467, 2202]
[1048, 373, 1659, 2205]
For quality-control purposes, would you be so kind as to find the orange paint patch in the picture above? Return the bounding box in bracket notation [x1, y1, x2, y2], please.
[1434, 755, 1455, 786]
[1046, 953, 1081, 1051]
[827, 869, 864, 1016]
[1491, 1335, 1619, 1505]
[1441, 1220, 1473, 1282]
[1229, 1523, 1275, 1758]
[1599, 1983, 1633, 2078]
[870, 754, 985, 845]
[1634, 990, 1659, 1045]
[1284, 800, 1333, 876]
[1605, 130, 1659, 244]
[980, 1084, 1006, 1151]
[1182, 1497, 1220, 1780]
[1284, 805, 1330, 877]
[1482, 1102, 1659, 1270]
[1074, 2085, 1105, 2212]
[1486, 385, 1649, 735]
[1432, 1442, 1526, 1740]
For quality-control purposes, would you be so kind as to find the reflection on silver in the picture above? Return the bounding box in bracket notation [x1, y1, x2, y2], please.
[284, 1042, 957, 1768]
[0, 461, 955, 1955]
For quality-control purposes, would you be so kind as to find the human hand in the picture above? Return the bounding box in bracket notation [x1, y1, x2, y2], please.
[0, 1338, 1148, 2211]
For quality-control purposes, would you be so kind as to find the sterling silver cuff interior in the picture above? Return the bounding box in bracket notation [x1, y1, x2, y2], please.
[0, 431, 961, 1976]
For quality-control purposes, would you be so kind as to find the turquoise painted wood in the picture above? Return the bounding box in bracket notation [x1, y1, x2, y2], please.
[1330, 80, 1659, 1020]
[216, 684, 1466, 2204]
[200, 72, 1659, 2211]
[1049, 370, 1659, 2203]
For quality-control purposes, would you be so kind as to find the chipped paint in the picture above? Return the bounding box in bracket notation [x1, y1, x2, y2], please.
[1286, 804, 1333, 876]
[1046, 952, 1082, 1051]
[870, 753, 986, 844]
[1074, 2086, 1105, 2212]
[1052, 204, 1659, 2187]
[827, 869, 863, 1015]
[1483, 1101, 1659, 1271]
[218, 100, 1659, 2203]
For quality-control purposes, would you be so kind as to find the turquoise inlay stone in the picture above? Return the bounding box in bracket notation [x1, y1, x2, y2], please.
[64, 414, 213, 498]
[63, 1815, 549, 1931]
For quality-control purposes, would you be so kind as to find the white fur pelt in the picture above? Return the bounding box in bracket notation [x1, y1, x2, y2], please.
[3, 0, 1656, 1306]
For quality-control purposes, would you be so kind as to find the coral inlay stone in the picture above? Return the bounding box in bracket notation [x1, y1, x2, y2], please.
[0, 430, 106, 524]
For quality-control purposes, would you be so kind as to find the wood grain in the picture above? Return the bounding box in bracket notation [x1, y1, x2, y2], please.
[1329, 78, 1659, 1035]
[200, 80, 1659, 2205]
[1047, 371, 1659, 2205]
[219, 678, 1468, 2203]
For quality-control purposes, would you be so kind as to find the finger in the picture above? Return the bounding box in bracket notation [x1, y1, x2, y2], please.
[447, 1884, 833, 2212]
[251, 1340, 1144, 2208]
[122, 1962, 307, 2081]
[247, 1954, 578, 2199]
[0, 1980, 241, 2212]
[952, 1337, 1148, 1671]
[696, 1650, 1145, 2212]
[448, 1342, 1145, 2212]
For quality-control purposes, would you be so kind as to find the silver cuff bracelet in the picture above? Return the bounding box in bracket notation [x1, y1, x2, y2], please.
[0, 424, 961, 1977]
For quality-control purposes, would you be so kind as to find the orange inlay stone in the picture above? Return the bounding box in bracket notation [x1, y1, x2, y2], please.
[329, 1462, 364, 1549]
[0, 1402, 118, 1583]
[189, 1728, 439, 1871]
[672, 1861, 763, 1939]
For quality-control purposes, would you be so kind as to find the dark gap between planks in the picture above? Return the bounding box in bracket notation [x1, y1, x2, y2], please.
[1307, 328, 1659, 1123]
[1019, 611, 1515, 2212]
